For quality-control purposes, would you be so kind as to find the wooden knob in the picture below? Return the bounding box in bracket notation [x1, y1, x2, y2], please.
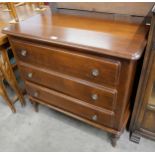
[92, 115, 97, 121]
[92, 69, 99, 77]
[91, 94, 98, 101]
[21, 49, 27, 56]
[28, 73, 33, 78]
[34, 92, 39, 97]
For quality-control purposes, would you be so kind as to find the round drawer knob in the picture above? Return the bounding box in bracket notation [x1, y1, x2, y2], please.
[34, 92, 39, 97]
[92, 69, 99, 77]
[21, 49, 27, 56]
[92, 115, 98, 121]
[27, 73, 33, 78]
[91, 94, 98, 101]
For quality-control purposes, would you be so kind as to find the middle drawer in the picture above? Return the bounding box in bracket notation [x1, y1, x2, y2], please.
[19, 63, 117, 111]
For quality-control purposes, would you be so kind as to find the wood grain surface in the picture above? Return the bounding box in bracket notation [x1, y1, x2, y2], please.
[3, 8, 148, 60]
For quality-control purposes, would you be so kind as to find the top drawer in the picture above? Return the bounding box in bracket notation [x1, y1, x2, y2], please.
[11, 39, 121, 87]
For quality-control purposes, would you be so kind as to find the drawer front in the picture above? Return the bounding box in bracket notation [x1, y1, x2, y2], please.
[26, 81, 115, 128]
[20, 63, 117, 111]
[12, 39, 121, 88]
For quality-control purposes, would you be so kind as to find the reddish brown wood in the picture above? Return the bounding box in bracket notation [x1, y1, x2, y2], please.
[10, 38, 121, 88]
[3, 8, 148, 146]
[26, 81, 115, 127]
[9, 37, 139, 131]
[29, 95, 122, 135]
[3, 9, 147, 60]
[19, 63, 117, 111]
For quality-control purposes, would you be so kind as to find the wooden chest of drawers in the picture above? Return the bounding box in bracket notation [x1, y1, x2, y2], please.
[3, 9, 147, 146]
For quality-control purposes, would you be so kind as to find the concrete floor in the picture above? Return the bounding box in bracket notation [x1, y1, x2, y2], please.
[0, 86, 155, 152]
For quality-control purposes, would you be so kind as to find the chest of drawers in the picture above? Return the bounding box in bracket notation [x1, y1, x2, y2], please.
[3, 9, 147, 146]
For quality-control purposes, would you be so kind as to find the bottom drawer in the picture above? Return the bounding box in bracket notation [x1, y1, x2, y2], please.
[25, 81, 115, 128]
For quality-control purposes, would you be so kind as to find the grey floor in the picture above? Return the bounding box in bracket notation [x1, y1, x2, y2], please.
[0, 86, 155, 152]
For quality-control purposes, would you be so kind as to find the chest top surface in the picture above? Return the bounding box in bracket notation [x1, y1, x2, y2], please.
[3, 8, 148, 60]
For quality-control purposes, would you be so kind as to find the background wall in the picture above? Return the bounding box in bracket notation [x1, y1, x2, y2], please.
[57, 2, 154, 16]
